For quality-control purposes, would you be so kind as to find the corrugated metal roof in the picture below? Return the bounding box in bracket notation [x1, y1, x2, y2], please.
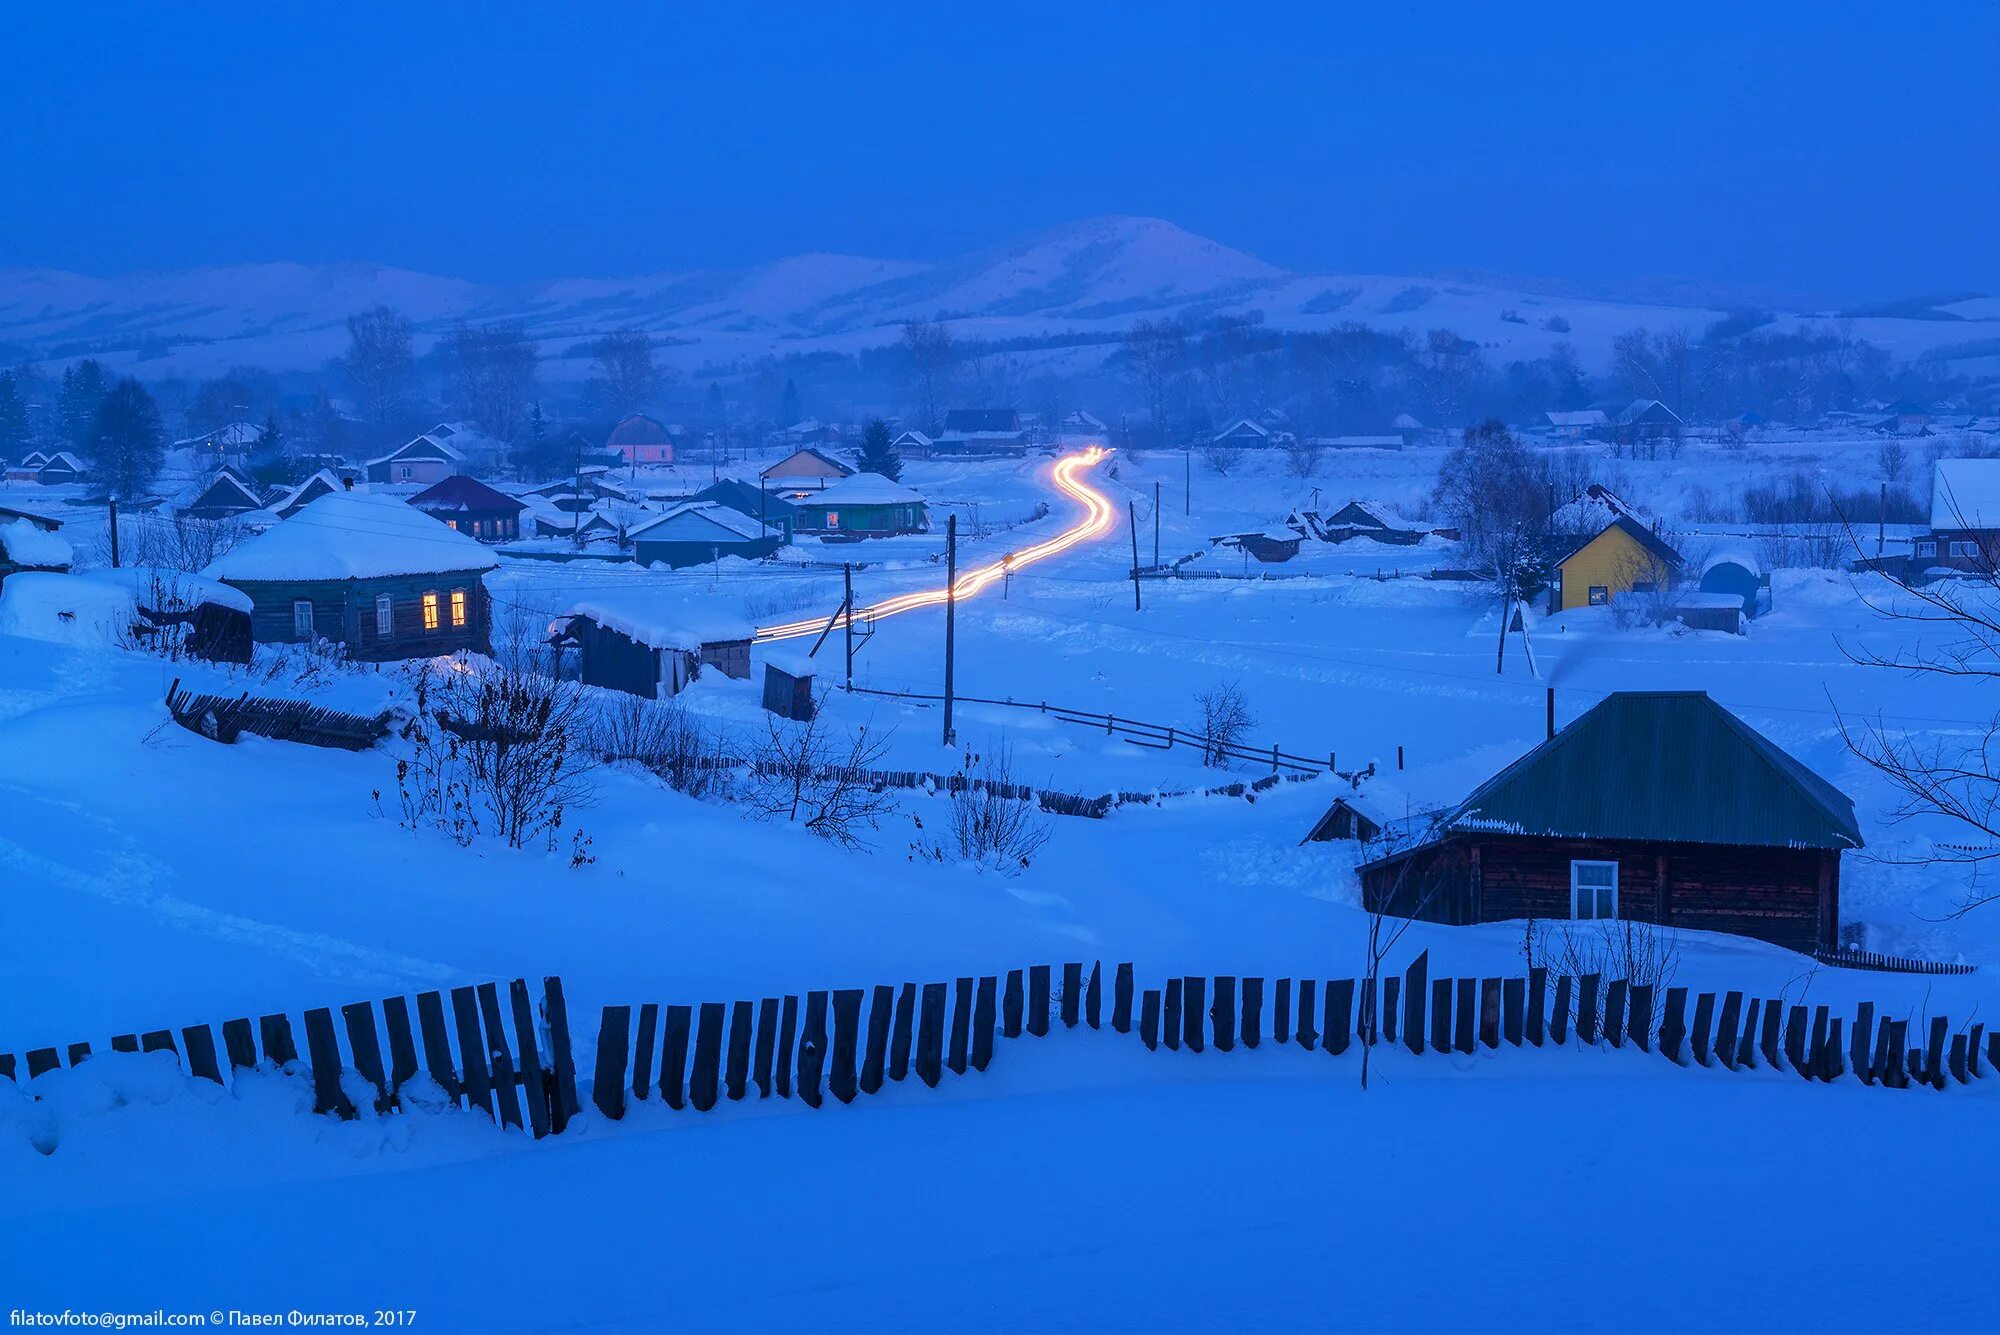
[1444, 691, 1861, 850]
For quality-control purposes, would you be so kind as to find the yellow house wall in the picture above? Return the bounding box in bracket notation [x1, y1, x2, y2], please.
[1556, 527, 1673, 611]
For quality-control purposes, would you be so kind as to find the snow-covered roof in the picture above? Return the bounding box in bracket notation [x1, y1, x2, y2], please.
[0, 517, 74, 569]
[366, 432, 466, 467]
[1546, 410, 1608, 428]
[1700, 548, 1762, 578]
[1550, 484, 1648, 533]
[1617, 399, 1682, 427]
[796, 473, 925, 507]
[41, 451, 85, 471]
[1931, 458, 2000, 530]
[204, 491, 500, 583]
[892, 430, 934, 447]
[568, 590, 755, 652]
[0, 572, 135, 646]
[1212, 418, 1269, 441]
[630, 501, 775, 544]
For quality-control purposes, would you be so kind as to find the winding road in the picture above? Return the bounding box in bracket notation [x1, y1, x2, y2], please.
[755, 447, 1117, 643]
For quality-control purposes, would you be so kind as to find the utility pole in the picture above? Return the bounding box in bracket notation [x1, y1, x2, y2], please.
[942, 515, 958, 746]
[572, 437, 585, 549]
[1128, 500, 1143, 611]
[1877, 482, 1886, 557]
[1153, 480, 1161, 567]
[1184, 447, 1191, 515]
[842, 562, 855, 690]
[107, 497, 120, 569]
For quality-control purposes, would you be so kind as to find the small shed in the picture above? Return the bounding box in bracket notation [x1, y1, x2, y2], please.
[564, 593, 755, 699]
[1662, 592, 1745, 635]
[83, 567, 255, 662]
[1301, 774, 1409, 844]
[204, 490, 498, 659]
[0, 517, 74, 587]
[1698, 551, 1769, 619]
[1549, 517, 1682, 612]
[1213, 528, 1303, 563]
[761, 652, 817, 721]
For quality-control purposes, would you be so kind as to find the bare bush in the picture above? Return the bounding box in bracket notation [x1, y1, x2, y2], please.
[1523, 916, 1681, 1002]
[1284, 438, 1322, 480]
[1200, 442, 1235, 476]
[1194, 680, 1256, 768]
[394, 659, 594, 850]
[916, 746, 1052, 874]
[746, 698, 895, 849]
[590, 695, 734, 798]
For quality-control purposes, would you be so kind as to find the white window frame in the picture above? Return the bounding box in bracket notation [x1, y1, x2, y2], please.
[1587, 585, 1609, 606]
[375, 593, 394, 637]
[1951, 541, 1978, 558]
[1570, 860, 1619, 920]
[292, 598, 315, 639]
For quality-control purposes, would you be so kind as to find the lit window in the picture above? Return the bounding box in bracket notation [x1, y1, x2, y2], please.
[422, 592, 440, 631]
[450, 590, 467, 628]
[292, 599, 315, 638]
[375, 594, 393, 637]
[1571, 861, 1619, 920]
[1588, 585, 1609, 606]
[826, 511, 840, 530]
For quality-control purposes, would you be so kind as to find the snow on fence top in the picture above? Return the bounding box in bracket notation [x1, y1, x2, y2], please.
[569, 589, 756, 652]
[205, 491, 500, 583]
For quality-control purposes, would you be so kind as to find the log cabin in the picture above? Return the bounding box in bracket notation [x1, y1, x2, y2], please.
[562, 591, 755, 699]
[204, 489, 498, 660]
[1352, 692, 1862, 954]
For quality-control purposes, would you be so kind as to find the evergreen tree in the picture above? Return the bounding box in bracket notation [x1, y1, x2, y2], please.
[247, 408, 291, 486]
[519, 401, 565, 480]
[90, 377, 166, 498]
[58, 359, 107, 450]
[0, 371, 29, 460]
[856, 418, 902, 481]
[702, 381, 725, 425]
[778, 378, 803, 427]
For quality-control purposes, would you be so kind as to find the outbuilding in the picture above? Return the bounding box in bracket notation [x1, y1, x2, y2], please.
[630, 502, 783, 568]
[1549, 516, 1682, 612]
[204, 490, 498, 659]
[607, 415, 676, 467]
[1698, 550, 1769, 618]
[1353, 691, 1861, 954]
[562, 592, 755, 699]
[0, 517, 74, 587]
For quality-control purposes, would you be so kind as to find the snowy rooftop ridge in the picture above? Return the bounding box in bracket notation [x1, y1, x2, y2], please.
[204, 491, 500, 583]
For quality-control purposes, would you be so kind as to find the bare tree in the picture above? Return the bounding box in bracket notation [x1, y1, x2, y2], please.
[1124, 318, 1188, 448]
[441, 322, 539, 443]
[341, 306, 416, 444]
[591, 329, 666, 417]
[1284, 436, 1323, 480]
[747, 700, 896, 849]
[1195, 681, 1255, 767]
[901, 320, 956, 434]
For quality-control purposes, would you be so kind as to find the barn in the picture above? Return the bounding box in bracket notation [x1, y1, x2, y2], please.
[204, 490, 498, 660]
[607, 415, 675, 466]
[1353, 692, 1861, 954]
[562, 592, 755, 699]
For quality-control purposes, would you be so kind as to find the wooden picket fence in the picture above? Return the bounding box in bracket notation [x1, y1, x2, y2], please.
[0, 977, 582, 1139]
[165, 678, 391, 751]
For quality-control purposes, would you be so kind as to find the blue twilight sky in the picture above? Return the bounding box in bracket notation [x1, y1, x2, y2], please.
[3, 1, 1995, 302]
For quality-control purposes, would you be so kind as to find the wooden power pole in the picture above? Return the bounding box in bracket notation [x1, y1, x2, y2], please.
[1128, 500, 1143, 611]
[107, 497, 121, 569]
[842, 562, 855, 690]
[943, 514, 957, 746]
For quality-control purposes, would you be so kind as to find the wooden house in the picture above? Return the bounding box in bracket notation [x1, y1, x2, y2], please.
[1210, 418, 1273, 449]
[791, 473, 928, 537]
[36, 451, 86, 485]
[365, 432, 465, 485]
[760, 447, 853, 496]
[1914, 458, 2000, 575]
[407, 474, 525, 543]
[1614, 399, 1683, 446]
[181, 466, 267, 521]
[607, 414, 676, 467]
[1354, 691, 1862, 954]
[6, 451, 50, 482]
[563, 594, 754, 699]
[891, 430, 933, 458]
[269, 469, 345, 520]
[630, 502, 783, 568]
[935, 409, 1029, 456]
[1545, 409, 1608, 439]
[204, 490, 498, 660]
[1549, 516, 1682, 612]
[693, 477, 798, 542]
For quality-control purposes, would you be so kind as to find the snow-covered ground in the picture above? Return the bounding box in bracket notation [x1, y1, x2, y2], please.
[4, 435, 1997, 1328]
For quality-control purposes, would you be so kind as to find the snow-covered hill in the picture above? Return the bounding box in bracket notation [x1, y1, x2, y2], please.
[0, 216, 1990, 380]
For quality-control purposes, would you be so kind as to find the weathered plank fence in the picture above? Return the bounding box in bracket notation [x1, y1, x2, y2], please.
[0, 976, 581, 1139]
[1811, 946, 1975, 977]
[165, 678, 391, 751]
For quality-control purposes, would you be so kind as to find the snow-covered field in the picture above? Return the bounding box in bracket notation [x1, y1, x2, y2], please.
[4, 436, 1996, 1329]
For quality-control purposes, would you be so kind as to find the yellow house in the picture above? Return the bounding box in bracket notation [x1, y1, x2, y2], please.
[1550, 516, 1682, 612]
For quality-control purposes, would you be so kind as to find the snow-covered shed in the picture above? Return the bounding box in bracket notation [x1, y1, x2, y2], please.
[630, 501, 783, 568]
[1698, 549, 1769, 619]
[204, 490, 499, 660]
[562, 591, 756, 699]
[0, 516, 74, 586]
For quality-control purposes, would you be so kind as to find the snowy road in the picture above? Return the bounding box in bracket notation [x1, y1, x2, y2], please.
[754, 447, 1116, 642]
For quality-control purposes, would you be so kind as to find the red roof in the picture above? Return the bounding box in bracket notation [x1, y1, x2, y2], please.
[407, 473, 525, 515]
[606, 414, 673, 448]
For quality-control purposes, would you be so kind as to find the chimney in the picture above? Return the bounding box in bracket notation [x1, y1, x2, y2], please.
[341, 474, 354, 491]
[1546, 687, 1557, 740]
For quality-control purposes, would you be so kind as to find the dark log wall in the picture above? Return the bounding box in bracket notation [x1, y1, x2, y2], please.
[575, 618, 664, 700]
[1361, 835, 1839, 954]
[231, 574, 492, 662]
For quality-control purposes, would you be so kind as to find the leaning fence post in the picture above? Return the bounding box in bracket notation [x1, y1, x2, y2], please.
[1140, 989, 1162, 1050]
[1212, 976, 1236, 1053]
[1112, 964, 1134, 1033]
[829, 990, 863, 1102]
[690, 1003, 725, 1112]
[1241, 976, 1263, 1049]
[947, 979, 973, 1076]
[1295, 979, 1318, 1050]
[1714, 992, 1742, 1071]
[1402, 953, 1427, 1055]
[1628, 983, 1653, 1053]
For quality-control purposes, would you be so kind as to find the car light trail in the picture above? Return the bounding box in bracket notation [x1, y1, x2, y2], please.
[755, 447, 1116, 643]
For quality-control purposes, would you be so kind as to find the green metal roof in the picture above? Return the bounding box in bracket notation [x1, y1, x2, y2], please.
[1445, 691, 1862, 850]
